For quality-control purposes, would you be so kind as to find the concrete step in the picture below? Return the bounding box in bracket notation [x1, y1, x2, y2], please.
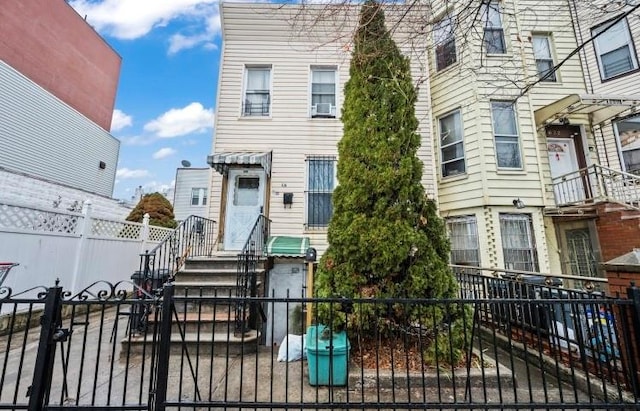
[176, 268, 265, 283]
[172, 281, 262, 296]
[122, 330, 260, 356]
[184, 255, 267, 271]
[150, 312, 238, 334]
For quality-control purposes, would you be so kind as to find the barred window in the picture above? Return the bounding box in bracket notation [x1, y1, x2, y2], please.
[306, 156, 336, 228]
[592, 17, 638, 80]
[499, 214, 539, 272]
[446, 215, 480, 266]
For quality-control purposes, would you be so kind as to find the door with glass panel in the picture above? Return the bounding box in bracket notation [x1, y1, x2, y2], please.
[224, 169, 265, 250]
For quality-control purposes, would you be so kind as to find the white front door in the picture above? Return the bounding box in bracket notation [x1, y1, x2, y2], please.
[548, 138, 584, 203]
[224, 169, 266, 251]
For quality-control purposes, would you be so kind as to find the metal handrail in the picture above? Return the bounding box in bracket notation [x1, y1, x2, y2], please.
[551, 164, 640, 210]
[451, 264, 607, 294]
[139, 215, 217, 284]
[235, 214, 271, 334]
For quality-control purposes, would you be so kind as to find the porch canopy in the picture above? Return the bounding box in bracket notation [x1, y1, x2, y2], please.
[266, 236, 310, 257]
[207, 151, 272, 176]
[534, 94, 640, 127]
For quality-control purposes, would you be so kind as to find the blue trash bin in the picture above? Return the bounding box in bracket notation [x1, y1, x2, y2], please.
[306, 324, 350, 386]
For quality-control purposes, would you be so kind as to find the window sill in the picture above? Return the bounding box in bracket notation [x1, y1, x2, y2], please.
[434, 61, 460, 76]
[304, 227, 329, 233]
[485, 53, 511, 58]
[600, 67, 640, 83]
[309, 116, 338, 120]
[496, 169, 526, 175]
[238, 115, 272, 120]
[440, 173, 468, 183]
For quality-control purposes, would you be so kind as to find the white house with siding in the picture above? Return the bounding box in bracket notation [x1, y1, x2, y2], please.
[207, 1, 640, 285]
[173, 168, 211, 221]
[207, 2, 435, 256]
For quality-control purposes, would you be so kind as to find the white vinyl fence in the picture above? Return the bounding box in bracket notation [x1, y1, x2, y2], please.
[0, 199, 174, 299]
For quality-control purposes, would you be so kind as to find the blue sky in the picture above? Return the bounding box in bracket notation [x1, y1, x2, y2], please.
[68, 0, 223, 201]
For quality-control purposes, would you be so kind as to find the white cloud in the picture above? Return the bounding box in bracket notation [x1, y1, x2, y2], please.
[119, 135, 156, 146]
[168, 12, 220, 54]
[153, 147, 177, 160]
[142, 180, 175, 196]
[69, 0, 220, 53]
[116, 168, 151, 179]
[111, 109, 133, 132]
[144, 102, 214, 138]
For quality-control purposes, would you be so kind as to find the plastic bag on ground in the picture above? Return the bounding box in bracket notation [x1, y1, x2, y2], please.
[277, 334, 306, 362]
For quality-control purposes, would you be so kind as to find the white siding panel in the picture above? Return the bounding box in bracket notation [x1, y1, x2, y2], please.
[212, 3, 435, 255]
[173, 168, 211, 221]
[0, 61, 119, 197]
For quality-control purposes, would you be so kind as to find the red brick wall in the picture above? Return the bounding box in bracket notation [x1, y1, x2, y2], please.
[0, 0, 121, 131]
[606, 270, 638, 297]
[595, 204, 640, 263]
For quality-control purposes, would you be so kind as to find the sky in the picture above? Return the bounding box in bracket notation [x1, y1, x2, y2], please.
[68, 0, 223, 202]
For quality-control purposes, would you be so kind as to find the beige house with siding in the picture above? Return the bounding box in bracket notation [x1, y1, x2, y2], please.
[207, 1, 640, 287]
[207, 3, 435, 256]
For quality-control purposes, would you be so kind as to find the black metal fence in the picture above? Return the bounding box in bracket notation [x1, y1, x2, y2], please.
[2, 279, 640, 410]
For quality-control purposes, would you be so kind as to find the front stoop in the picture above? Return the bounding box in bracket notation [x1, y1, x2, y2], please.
[122, 254, 266, 356]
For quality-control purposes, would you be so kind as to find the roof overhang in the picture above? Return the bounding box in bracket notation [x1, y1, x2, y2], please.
[266, 236, 310, 257]
[206, 151, 272, 176]
[534, 94, 640, 128]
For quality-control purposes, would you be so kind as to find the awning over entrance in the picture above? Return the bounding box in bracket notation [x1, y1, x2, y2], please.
[266, 236, 310, 257]
[207, 151, 272, 176]
[534, 94, 640, 127]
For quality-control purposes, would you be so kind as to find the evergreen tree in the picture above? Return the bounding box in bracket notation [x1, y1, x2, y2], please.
[314, 1, 463, 356]
[126, 193, 178, 229]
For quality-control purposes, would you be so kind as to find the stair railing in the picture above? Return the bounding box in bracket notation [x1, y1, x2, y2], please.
[551, 164, 640, 210]
[139, 215, 217, 288]
[235, 214, 271, 335]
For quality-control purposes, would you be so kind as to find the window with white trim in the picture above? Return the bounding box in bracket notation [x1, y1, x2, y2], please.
[592, 17, 638, 80]
[306, 156, 336, 228]
[491, 101, 522, 169]
[434, 17, 456, 71]
[439, 110, 465, 177]
[191, 188, 207, 206]
[499, 214, 539, 272]
[532, 34, 556, 82]
[243, 66, 271, 116]
[446, 215, 480, 266]
[311, 68, 337, 118]
[481, 1, 506, 54]
[614, 114, 640, 175]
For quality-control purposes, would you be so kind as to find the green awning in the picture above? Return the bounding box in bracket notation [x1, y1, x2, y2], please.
[266, 236, 310, 257]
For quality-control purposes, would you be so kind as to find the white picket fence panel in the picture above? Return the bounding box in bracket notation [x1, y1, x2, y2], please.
[0, 199, 174, 304]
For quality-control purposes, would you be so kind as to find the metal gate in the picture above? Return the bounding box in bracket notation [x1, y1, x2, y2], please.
[3, 280, 640, 410]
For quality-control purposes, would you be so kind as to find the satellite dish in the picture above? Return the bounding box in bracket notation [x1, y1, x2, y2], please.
[181, 160, 191, 167]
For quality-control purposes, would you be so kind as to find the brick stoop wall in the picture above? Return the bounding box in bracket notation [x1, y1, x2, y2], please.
[595, 203, 640, 263]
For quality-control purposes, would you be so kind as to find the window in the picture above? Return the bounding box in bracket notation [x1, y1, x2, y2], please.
[243, 67, 271, 116]
[234, 177, 260, 206]
[499, 214, 539, 272]
[439, 110, 465, 177]
[593, 18, 638, 80]
[615, 114, 640, 175]
[434, 17, 456, 71]
[311, 68, 336, 118]
[481, 1, 506, 54]
[306, 156, 336, 228]
[191, 188, 207, 206]
[446, 216, 480, 266]
[532, 34, 556, 82]
[491, 101, 522, 169]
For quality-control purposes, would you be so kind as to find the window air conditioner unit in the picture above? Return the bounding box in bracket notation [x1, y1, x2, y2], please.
[312, 103, 335, 117]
